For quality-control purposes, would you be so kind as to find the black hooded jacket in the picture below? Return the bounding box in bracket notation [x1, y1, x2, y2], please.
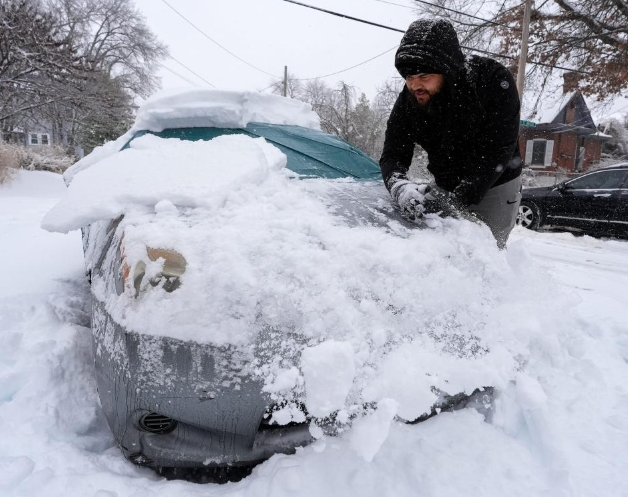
[380, 20, 521, 206]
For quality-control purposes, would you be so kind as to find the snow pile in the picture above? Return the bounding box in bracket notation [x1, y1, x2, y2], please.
[63, 89, 320, 184]
[44, 133, 575, 428]
[135, 89, 320, 132]
[4, 171, 628, 495]
[42, 134, 287, 232]
[300, 341, 356, 418]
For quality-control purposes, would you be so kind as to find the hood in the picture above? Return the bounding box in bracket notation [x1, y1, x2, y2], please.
[522, 185, 556, 197]
[395, 19, 465, 80]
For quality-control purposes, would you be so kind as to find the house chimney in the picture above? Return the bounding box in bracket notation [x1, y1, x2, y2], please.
[563, 72, 581, 94]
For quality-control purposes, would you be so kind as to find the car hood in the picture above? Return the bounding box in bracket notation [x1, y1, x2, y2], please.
[522, 185, 556, 198]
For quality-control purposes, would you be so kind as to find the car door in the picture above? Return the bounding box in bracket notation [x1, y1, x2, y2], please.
[546, 169, 628, 233]
[608, 172, 628, 237]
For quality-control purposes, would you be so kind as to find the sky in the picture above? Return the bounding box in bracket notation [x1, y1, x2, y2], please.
[132, 0, 628, 123]
[133, 0, 418, 101]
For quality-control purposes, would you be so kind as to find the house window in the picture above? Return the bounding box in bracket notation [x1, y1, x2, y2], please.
[41, 134, 49, 145]
[30, 134, 38, 145]
[525, 139, 554, 168]
[531, 141, 546, 165]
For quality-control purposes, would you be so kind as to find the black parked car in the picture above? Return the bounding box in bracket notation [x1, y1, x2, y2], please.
[517, 163, 628, 237]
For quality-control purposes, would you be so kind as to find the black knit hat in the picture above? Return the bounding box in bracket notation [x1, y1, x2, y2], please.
[395, 19, 465, 79]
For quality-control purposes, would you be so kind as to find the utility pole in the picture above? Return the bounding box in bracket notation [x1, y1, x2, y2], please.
[283, 66, 288, 97]
[516, 0, 533, 101]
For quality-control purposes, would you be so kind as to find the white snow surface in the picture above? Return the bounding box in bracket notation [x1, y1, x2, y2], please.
[135, 89, 320, 132]
[44, 133, 557, 422]
[300, 341, 356, 418]
[42, 134, 287, 232]
[3, 170, 628, 495]
[62, 89, 320, 183]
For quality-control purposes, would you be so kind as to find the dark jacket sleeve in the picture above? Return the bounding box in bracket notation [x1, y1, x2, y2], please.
[379, 90, 416, 189]
[455, 64, 521, 205]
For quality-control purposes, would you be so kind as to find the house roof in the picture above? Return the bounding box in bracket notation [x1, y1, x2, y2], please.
[550, 92, 595, 128]
[535, 91, 607, 138]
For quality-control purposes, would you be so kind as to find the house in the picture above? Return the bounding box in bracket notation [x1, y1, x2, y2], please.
[518, 91, 611, 172]
[2, 120, 85, 159]
[3, 122, 52, 149]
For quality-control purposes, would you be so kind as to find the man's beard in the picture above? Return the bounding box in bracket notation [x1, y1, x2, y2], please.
[412, 88, 439, 107]
[412, 86, 448, 114]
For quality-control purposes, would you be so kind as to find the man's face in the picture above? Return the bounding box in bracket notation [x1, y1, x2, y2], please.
[405, 73, 445, 106]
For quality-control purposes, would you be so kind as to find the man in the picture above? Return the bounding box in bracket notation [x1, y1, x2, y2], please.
[380, 19, 522, 248]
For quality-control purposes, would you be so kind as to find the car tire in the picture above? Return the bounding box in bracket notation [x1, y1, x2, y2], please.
[517, 201, 541, 230]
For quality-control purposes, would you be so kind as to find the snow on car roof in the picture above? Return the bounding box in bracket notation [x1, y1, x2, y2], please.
[63, 89, 320, 184]
[135, 88, 320, 132]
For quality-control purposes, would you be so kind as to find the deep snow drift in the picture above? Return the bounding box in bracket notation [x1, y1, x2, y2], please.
[2, 170, 628, 496]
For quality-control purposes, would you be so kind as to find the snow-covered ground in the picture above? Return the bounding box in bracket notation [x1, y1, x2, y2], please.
[1, 169, 628, 496]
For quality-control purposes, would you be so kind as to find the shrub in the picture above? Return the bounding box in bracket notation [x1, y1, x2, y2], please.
[0, 143, 75, 180]
[0, 144, 23, 184]
[21, 145, 76, 173]
[521, 167, 540, 188]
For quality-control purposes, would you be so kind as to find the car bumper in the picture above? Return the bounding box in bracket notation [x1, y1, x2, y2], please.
[91, 300, 312, 468]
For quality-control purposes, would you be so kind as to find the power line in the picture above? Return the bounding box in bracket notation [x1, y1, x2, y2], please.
[281, 1, 515, 60]
[370, 0, 508, 28]
[281, 0, 595, 76]
[282, 0, 405, 33]
[258, 83, 277, 93]
[297, 45, 398, 80]
[159, 0, 280, 78]
[160, 64, 199, 87]
[167, 55, 216, 88]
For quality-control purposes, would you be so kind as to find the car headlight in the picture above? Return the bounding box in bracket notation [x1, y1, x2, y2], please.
[132, 248, 187, 296]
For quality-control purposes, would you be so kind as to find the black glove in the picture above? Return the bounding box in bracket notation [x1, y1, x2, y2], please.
[422, 183, 464, 218]
[452, 180, 477, 207]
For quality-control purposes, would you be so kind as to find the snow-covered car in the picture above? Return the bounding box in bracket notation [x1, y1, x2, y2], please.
[517, 163, 628, 237]
[42, 90, 520, 480]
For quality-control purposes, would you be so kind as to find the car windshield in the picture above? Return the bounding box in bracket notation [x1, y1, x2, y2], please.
[123, 123, 382, 180]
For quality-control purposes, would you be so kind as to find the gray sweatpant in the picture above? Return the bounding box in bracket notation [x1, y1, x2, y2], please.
[467, 176, 522, 249]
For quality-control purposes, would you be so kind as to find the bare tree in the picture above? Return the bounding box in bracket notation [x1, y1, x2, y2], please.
[599, 116, 628, 160]
[266, 76, 393, 159]
[351, 93, 381, 158]
[267, 71, 303, 99]
[2, 0, 167, 151]
[372, 78, 404, 159]
[46, 0, 166, 150]
[415, 0, 509, 53]
[498, 0, 628, 98]
[412, 0, 628, 99]
[300, 79, 337, 135]
[373, 79, 403, 117]
[0, 0, 85, 126]
[266, 75, 354, 138]
[326, 82, 356, 141]
[39, 71, 134, 151]
[49, 0, 168, 98]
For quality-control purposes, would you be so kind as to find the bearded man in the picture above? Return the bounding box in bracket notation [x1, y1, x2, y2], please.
[380, 19, 522, 248]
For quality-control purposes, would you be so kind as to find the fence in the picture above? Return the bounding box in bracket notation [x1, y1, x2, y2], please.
[529, 170, 581, 187]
